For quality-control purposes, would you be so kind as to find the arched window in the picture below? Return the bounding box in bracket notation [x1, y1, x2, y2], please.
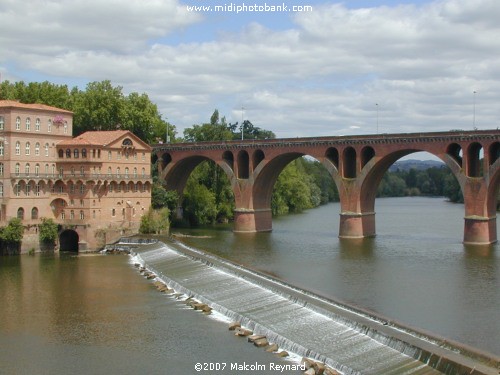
[116, 167, 120, 177]
[73, 149, 79, 158]
[58, 149, 64, 158]
[35, 118, 40, 131]
[141, 167, 145, 177]
[15, 141, 20, 155]
[31, 207, 38, 220]
[59, 167, 64, 177]
[25, 163, 30, 175]
[0, 141, 3, 156]
[64, 122, 68, 134]
[80, 210, 84, 220]
[0, 163, 3, 176]
[66, 149, 71, 158]
[16, 117, 21, 130]
[125, 167, 129, 178]
[0, 183, 3, 197]
[108, 151, 112, 160]
[80, 166, 85, 176]
[25, 142, 30, 155]
[35, 142, 40, 156]
[25, 118, 31, 131]
[82, 148, 87, 158]
[107, 167, 112, 177]
[0, 116, 4, 130]
[47, 120, 52, 132]
[35, 164, 40, 176]
[35, 182, 41, 196]
[70, 210, 74, 220]
[133, 167, 137, 178]
[15, 163, 20, 176]
[70, 167, 75, 176]
[45, 143, 49, 156]
[17, 208, 24, 220]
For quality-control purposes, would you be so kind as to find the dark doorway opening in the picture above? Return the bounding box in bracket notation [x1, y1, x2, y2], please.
[59, 230, 79, 252]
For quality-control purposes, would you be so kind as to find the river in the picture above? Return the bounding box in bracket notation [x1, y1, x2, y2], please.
[173, 197, 500, 357]
[0, 197, 498, 374]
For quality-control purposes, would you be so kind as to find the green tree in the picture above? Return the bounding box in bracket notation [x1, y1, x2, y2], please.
[182, 179, 218, 226]
[0, 218, 24, 254]
[139, 207, 170, 234]
[39, 218, 58, 245]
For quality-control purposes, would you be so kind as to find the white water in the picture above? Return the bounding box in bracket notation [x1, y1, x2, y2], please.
[133, 242, 449, 375]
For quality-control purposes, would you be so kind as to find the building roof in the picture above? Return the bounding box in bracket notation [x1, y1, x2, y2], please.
[57, 130, 150, 149]
[0, 100, 73, 114]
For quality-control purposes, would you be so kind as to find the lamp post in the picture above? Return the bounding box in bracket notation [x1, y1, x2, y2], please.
[241, 106, 245, 140]
[166, 123, 170, 143]
[376, 103, 379, 134]
[473, 91, 477, 129]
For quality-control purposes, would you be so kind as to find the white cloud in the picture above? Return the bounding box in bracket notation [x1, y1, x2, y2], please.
[2, 0, 500, 137]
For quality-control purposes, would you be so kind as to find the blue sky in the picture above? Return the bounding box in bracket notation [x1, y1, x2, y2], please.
[1, 0, 500, 140]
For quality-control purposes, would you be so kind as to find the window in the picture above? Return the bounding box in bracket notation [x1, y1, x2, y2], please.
[15, 163, 20, 176]
[15, 141, 20, 155]
[80, 199, 84, 206]
[0, 141, 3, 156]
[108, 151, 112, 160]
[142, 152, 145, 161]
[25, 183, 30, 196]
[47, 120, 52, 132]
[64, 121, 68, 134]
[35, 164, 40, 176]
[16, 117, 21, 130]
[61, 211, 65, 220]
[26, 118, 31, 131]
[80, 185, 85, 194]
[82, 148, 87, 158]
[0, 116, 4, 130]
[25, 164, 30, 176]
[70, 184, 75, 193]
[0, 183, 3, 197]
[14, 184, 20, 196]
[109, 183, 114, 193]
[35, 183, 41, 196]
[80, 210, 84, 220]
[35, 118, 40, 131]
[17, 208, 24, 219]
[141, 168, 146, 177]
[70, 167, 75, 176]
[51, 164, 56, 175]
[35, 143, 40, 156]
[134, 183, 138, 192]
[112, 208, 116, 217]
[0, 163, 3, 176]
[66, 149, 71, 158]
[58, 149, 64, 158]
[80, 166, 85, 176]
[117, 184, 121, 192]
[59, 167, 64, 178]
[25, 142, 30, 155]
[45, 143, 49, 156]
[70, 210, 74, 220]
[107, 167, 112, 177]
[125, 167, 129, 178]
[133, 167, 137, 178]
[45, 164, 49, 175]
[73, 149, 79, 158]
[116, 167, 120, 177]
[31, 207, 38, 220]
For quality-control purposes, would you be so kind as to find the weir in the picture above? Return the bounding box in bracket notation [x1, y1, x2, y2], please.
[131, 240, 499, 375]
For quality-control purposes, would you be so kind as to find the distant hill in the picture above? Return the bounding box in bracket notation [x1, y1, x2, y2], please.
[389, 159, 445, 172]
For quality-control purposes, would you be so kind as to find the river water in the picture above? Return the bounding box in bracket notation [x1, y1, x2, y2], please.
[173, 197, 500, 357]
[0, 197, 498, 374]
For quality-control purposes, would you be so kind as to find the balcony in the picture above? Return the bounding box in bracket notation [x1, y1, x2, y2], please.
[10, 173, 152, 182]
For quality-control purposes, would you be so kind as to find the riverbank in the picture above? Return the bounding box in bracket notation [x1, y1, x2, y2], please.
[130, 239, 499, 374]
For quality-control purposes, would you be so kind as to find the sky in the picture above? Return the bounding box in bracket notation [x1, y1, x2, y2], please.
[1, 0, 500, 140]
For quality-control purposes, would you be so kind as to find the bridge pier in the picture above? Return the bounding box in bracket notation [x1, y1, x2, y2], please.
[463, 216, 497, 245]
[339, 211, 376, 239]
[233, 208, 273, 233]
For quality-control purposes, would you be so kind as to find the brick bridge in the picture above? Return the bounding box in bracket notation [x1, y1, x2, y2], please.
[154, 130, 500, 245]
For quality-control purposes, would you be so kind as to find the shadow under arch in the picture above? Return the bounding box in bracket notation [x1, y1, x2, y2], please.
[59, 229, 79, 252]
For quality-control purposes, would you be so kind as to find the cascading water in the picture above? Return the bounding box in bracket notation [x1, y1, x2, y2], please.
[130, 240, 498, 375]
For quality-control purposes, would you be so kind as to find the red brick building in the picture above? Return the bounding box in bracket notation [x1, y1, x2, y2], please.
[0, 100, 152, 252]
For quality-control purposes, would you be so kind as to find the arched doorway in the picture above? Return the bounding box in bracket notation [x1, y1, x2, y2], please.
[59, 229, 79, 252]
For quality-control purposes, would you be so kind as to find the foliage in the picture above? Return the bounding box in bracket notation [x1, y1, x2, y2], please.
[139, 208, 170, 234]
[0, 79, 174, 144]
[182, 179, 218, 226]
[0, 218, 24, 244]
[39, 218, 58, 245]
